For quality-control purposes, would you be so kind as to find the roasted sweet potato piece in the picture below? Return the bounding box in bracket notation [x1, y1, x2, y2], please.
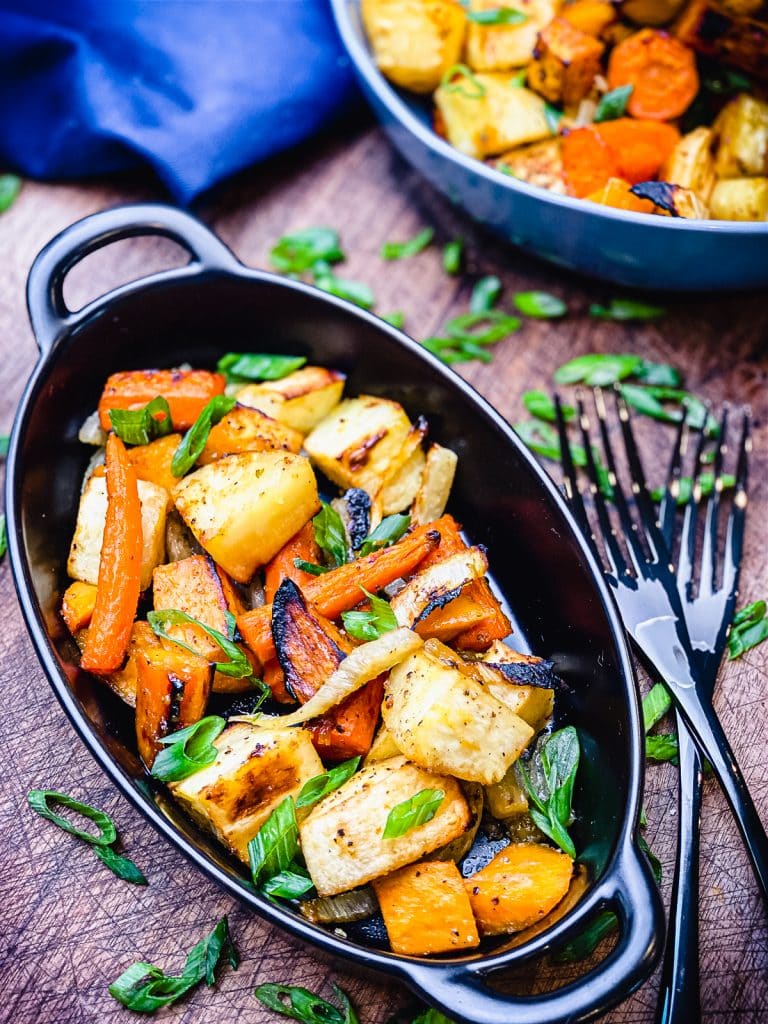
[674, 0, 768, 79]
[374, 860, 480, 955]
[152, 554, 256, 693]
[134, 627, 213, 767]
[561, 0, 616, 36]
[128, 434, 182, 492]
[415, 591, 492, 641]
[61, 581, 98, 635]
[465, 842, 574, 935]
[97, 368, 225, 431]
[198, 406, 303, 464]
[237, 525, 441, 663]
[272, 579, 381, 761]
[264, 521, 322, 603]
[528, 17, 605, 105]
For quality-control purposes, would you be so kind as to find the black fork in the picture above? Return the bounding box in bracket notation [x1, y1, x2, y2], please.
[553, 387, 768, 902]
[653, 407, 751, 1024]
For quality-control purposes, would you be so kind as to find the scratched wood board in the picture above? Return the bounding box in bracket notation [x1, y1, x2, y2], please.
[0, 124, 766, 1024]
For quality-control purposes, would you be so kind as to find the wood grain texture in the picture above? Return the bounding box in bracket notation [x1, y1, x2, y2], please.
[1, 123, 766, 1024]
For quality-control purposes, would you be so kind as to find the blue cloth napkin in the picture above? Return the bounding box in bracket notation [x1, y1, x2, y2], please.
[0, 0, 357, 202]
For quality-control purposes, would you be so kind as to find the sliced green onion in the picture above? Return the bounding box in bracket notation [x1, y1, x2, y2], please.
[171, 394, 236, 476]
[150, 715, 227, 783]
[382, 788, 445, 839]
[594, 85, 634, 123]
[513, 291, 567, 319]
[108, 396, 172, 446]
[440, 63, 487, 99]
[380, 227, 434, 261]
[216, 353, 306, 382]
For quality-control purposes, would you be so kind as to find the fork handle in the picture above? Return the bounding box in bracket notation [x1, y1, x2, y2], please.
[655, 714, 703, 1024]
[681, 693, 768, 901]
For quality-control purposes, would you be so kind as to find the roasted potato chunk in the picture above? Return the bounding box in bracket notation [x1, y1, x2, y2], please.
[299, 755, 470, 894]
[659, 127, 716, 202]
[714, 94, 768, 179]
[411, 443, 458, 526]
[235, 366, 345, 434]
[361, 0, 467, 93]
[528, 18, 605, 105]
[435, 75, 554, 158]
[494, 138, 566, 194]
[384, 645, 534, 784]
[171, 724, 323, 863]
[466, 0, 558, 70]
[68, 475, 169, 591]
[172, 451, 320, 583]
[710, 178, 768, 220]
[304, 395, 412, 496]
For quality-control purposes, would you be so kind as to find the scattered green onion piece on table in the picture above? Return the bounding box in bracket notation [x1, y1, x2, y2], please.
[554, 353, 644, 386]
[513, 291, 567, 319]
[147, 609, 255, 679]
[0, 434, 8, 456]
[470, 275, 502, 313]
[108, 915, 238, 1012]
[523, 389, 574, 423]
[638, 833, 663, 884]
[634, 360, 681, 387]
[216, 353, 306, 382]
[93, 844, 149, 885]
[554, 909, 618, 962]
[313, 501, 349, 567]
[642, 683, 672, 732]
[269, 227, 344, 275]
[0, 514, 6, 560]
[342, 588, 398, 642]
[443, 239, 463, 275]
[650, 472, 736, 505]
[358, 513, 410, 557]
[381, 227, 434, 261]
[445, 310, 521, 343]
[645, 734, 679, 764]
[248, 797, 300, 887]
[411, 1011, 457, 1024]
[314, 271, 375, 310]
[382, 788, 445, 839]
[150, 715, 227, 783]
[381, 310, 406, 329]
[170, 394, 236, 476]
[440, 63, 487, 99]
[296, 757, 362, 809]
[728, 600, 768, 660]
[254, 982, 359, 1024]
[589, 299, 666, 322]
[108, 395, 173, 446]
[467, 6, 528, 24]
[594, 84, 634, 123]
[0, 173, 21, 213]
[618, 384, 718, 435]
[28, 789, 117, 845]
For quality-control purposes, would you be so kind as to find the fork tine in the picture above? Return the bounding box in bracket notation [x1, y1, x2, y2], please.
[658, 415, 688, 550]
[553, 393, 594, 542]
[721, 408, 751, 598]
[677, 413, 710, 599]
[574, 390, 629, 578]
[613, 387, 670, 565]
[592, 388, 648, 574]
[699, 406, 729, 597]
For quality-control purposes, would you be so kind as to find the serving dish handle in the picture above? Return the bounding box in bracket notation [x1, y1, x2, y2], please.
[26, 203, 240, 356]
[403, 837, 661, 1024]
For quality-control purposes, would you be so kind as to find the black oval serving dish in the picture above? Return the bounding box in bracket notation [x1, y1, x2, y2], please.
[6, 204, 663, 1024]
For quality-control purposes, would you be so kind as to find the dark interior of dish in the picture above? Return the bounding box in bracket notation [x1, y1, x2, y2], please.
[15, 268, 634, 961]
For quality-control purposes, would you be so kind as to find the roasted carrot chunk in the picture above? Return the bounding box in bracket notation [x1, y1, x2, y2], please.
[415, 590, 492, 642]
[465, 842, 573, 935]
[61, 581, 98, 635]
[127, 434, 181, 492]
[81, 435, 142, 675]
[595, 119, 680, 184]
[97, 368, 225, 431]
[264, 521, 322, 603]
[607, 29, 699, 122]
[134, 629, 213, 767]
[586, 176, 657, 213]
[374, 861, 480, 955]
[562, 126, 622, 199]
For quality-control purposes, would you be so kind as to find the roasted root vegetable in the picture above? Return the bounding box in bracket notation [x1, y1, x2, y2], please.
[485, 763, 529, 818]
[383, 643, 534, 784]
[528, 17, 605, 105]
[411, 443, 458, 526]
[466, 0, 558, 70]
[60, 581, 98, 635]
[304, 395, 413, 496]
[561, 0, 617, 36]
[134, 629, 213, 767]
[198, 405, 303, 464]
[172, 451, 320, 582]
[361, 0, 467, 93]
[373, 860, 480, 954]
[298, 755, 471, 895]
[607, 29, 699, 121]
[709, 178, 768, 220]
[465, 842, 574, 934]
[494, 139, 566, 195]
[659, 126, 716, 202]
[674, 0, 768, 79]
[435, 75, 554, 159]
[128, 434, 181, 493]
[97, 368, 225, 431]
[631, 180, 709, 217]
[713, 94, 768, 179]
[68, 474, 169, 592]
[171, 723, 324, 863]
[377, 418, 428, 516]
[586, 176, 657, 212]
[619, 0, 687, 25]
[235, 366, 345, 434]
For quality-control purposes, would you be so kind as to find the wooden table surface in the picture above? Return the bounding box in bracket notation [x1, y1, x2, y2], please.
[1, 122, 767, 1024]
